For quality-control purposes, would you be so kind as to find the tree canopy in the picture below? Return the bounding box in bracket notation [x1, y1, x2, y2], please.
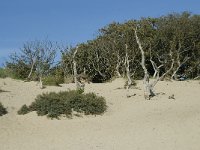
[5, 12, 200, 83]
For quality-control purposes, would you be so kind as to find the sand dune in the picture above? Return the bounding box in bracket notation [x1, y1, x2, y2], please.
[0, 78, 200, 150]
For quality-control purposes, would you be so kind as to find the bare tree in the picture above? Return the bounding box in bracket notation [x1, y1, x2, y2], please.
[135, 28, 174, 99]
[20, 42, 39, 80]
[35, 40, 56, 89]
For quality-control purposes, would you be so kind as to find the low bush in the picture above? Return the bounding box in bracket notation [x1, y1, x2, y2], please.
[43, 76, 64, 86]
[81, 93, 107, 115]
[18, 90, 107, 119]
[0, 102, 7, 116]
[6, 62, 30, 80]
[0, 68, 8, 78]
[17, 104, 30, 115]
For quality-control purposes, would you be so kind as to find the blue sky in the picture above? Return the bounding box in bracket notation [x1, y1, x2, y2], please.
[0, 0, 200, 66]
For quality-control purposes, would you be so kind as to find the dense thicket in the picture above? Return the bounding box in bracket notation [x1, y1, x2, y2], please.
[61, 12, 200, 82]
[5, 12, 200, 83]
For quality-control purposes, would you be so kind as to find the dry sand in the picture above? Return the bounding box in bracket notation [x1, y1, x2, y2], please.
[0, 78, 200, 150]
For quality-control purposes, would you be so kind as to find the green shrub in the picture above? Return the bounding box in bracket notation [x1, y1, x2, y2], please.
[81, 93, 107, 115]
[31, 92, 72, 118]
[0, 68, 8, 78]
[6, 61, 30, 80]
[43, 76, 63, 86]
[18, 104, 30, 115]
[0, 102, 7, 116]
[18, 90, 107, 119]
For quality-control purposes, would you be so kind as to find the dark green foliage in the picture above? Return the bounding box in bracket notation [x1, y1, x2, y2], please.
[17, 104, 30, 115]
[77, 88, 84, 94]
[6, 61, 30, 80]
[0, 68, 8, 78]
[18, 90, 107, 119]
[60, 12, 200, 81]
[43, 76, 63, 86]
[31, 92, 72, 118]
[0, 68, 17, 79]
[80, 93, 107, 115]
[0, 102, 7, 116]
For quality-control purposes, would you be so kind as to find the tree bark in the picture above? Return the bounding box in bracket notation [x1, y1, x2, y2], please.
[73, 47, 79, 89]
[115, 52, 122, 77]
[27, 61, 35, 80]
[125, 44, 132, 89]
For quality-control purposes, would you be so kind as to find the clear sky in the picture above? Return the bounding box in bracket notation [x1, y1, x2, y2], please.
[0, 0, 200, 66]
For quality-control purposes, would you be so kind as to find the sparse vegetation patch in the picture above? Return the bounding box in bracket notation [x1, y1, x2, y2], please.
[18, 90, 107, 119]
[0, 102, 7, 116]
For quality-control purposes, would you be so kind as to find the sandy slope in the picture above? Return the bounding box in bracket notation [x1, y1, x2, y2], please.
[0, 78, 200, 150]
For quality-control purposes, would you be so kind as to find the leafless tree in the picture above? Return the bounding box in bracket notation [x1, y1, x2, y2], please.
[20, 42, 39, 80]
[35, 40, 56, 89]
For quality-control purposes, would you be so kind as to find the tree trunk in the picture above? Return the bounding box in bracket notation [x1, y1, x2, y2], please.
[153, 71, 158, 79]
[116, 65, 121, 77]
[39, 76, 43, 89]
[171, 58, 189, 80]
[194, 75, 200, 80]
[125, 44, 132, 89]
[73, 47, 79, 89]
[135, 29, 155, 99]
[83, 67, 86, 75]
[171, 42, 190, 80]
[143, 74, 156, 99]
[27, 61, 35, 80]
[126, 63, 132, 89]
[73, 46, 85, 91]
[73, 60, 78, 87]
[135, 28, 175, 99]
[115, 52, 121, 77]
